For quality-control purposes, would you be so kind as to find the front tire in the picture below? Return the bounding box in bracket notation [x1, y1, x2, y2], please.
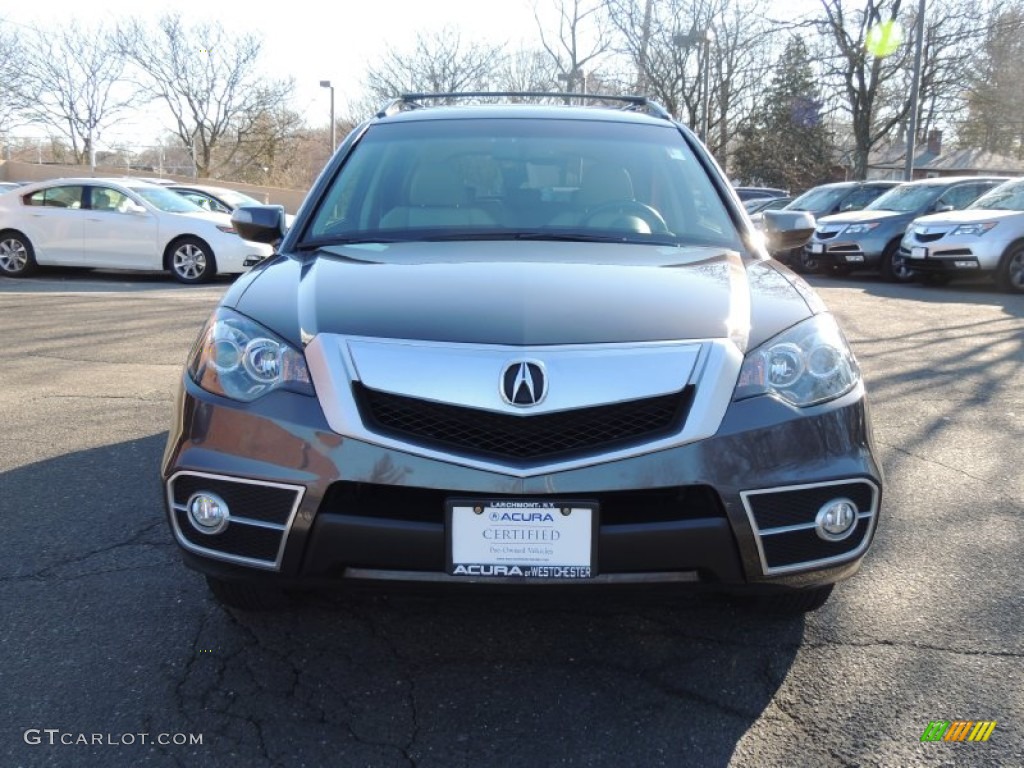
[880, 242, 914, 283]
[0, 231, 38, 277]
[996, 244, 1024, 293]
[168, 237, 217, 284]
[796, 247, 823, 275]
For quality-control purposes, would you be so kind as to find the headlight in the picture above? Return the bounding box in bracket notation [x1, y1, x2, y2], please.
[951, 222, 997, 236]
[187, 308, 314, 402]
[734, 314, 860, 407]
[842, 222, 879, 235]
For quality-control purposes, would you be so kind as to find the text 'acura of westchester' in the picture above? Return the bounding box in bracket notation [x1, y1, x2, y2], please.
[162, 93, 883, 613]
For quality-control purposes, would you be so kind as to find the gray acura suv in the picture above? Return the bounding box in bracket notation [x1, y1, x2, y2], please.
[162, 94, 883, 613]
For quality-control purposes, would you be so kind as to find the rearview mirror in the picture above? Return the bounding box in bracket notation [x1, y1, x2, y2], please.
[761, 210, 815, 251]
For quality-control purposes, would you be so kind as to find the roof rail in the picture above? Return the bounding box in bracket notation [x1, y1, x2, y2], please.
[375, 92, 672, 121]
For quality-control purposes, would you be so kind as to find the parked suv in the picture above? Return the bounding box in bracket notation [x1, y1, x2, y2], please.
[804, 176, 1006, 281]
[900, 177, 1024, 292]
[777, 181, 901, 272]
[162, 93, 882, 614]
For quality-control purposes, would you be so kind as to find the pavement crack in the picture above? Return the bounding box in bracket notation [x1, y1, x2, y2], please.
[876, 441, 997, 486]
[802, 637, 1024, 660]
[0, 520, 169, 581]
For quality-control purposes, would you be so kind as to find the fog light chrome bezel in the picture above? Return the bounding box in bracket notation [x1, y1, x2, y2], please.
[186, 491, 230, 535]
[815, 498, 858, 542]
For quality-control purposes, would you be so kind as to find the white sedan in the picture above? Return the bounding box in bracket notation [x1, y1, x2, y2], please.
[0, 178, 275, 284]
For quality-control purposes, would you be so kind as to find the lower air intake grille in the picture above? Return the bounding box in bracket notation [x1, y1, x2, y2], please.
[354, 383, 693, 461]
[167, 472, 304, 570]
[742, 479, 879, 576]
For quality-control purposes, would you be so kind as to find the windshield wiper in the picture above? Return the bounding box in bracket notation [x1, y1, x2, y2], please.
[293, 236, 409, 252]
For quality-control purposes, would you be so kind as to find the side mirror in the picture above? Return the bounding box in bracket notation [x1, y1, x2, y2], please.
[761, 210, 816, 251]
[933, 203, 954, 213]
[125, 202, 148, 215]
[231, 205, 287, 244]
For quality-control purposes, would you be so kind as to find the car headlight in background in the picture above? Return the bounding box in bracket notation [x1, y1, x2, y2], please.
[951, 221, 998, 236]
[842, 222, 880, 235]
[733, 313, 860, 407]
[188, 308, 314, 402]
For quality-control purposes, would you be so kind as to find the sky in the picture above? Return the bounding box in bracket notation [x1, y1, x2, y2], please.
[3, 0, 543, 147]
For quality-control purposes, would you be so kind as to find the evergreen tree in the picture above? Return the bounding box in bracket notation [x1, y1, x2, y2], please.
[959, 7, 1024, 159]
[731, 37, 835, 191]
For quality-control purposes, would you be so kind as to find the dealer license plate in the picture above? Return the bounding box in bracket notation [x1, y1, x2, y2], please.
[447, 500, 596, 580]
[810, 242, 824, 253]
[910, 246, 927, 259]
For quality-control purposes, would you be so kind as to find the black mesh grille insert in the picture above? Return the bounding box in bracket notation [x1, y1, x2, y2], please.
[319, 482, 725, 526]
[747, 482, 875, 530]
[760, 518, 871, 569]
[354, 383, 693, 461]
[175, 509, 283, 562]
[172, 475, 299, 526]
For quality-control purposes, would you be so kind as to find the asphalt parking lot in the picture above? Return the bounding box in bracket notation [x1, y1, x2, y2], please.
[0, 268, 1021, 768]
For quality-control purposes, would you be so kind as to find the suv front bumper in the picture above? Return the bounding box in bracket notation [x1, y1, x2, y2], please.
[162, 376, 883, 592]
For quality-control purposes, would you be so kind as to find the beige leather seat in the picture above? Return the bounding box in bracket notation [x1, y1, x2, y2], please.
[549, 164, 635, 227]
[380, 162, 497, 228]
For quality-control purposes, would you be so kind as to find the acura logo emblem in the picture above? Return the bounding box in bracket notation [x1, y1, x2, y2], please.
[501, 361, 547, 406]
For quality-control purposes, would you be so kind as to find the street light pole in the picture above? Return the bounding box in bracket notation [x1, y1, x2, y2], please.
[700, 29, 714, 145]
[673, 27, 715, 144]
[320, 80, 336, 154]
[903, 0, 926, 181]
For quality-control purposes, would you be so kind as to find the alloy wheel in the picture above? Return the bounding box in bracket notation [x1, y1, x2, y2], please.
[173, 243, 208, 281]
[0, 237, 28, 274]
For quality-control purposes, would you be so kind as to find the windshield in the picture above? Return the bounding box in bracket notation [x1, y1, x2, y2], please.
[217, 189, 262, 208]
[866, 184, 942, 213]
[968, 179, 1024, 211]
[131, 185, 207, 213]
[786, 185, 849, 212]
[305, 117, 741, 250]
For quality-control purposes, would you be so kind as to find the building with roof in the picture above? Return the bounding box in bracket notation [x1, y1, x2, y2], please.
[867, 131, 1024, 180]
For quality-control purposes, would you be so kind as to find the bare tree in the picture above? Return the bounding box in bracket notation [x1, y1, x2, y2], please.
[498, 49, 563, 94]
[533, 0, 614, 90]
[363, 28, 506, 103]
[909, 0, 979, 145]
[812, 0, 918, 178]
[15, 23, 136, 165]
[117, 14, 294, 178]
[0, 21, 29, 145]
[605, 0, 775, 163]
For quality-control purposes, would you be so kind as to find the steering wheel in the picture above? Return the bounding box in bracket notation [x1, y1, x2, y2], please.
[580, 200, 670, 234]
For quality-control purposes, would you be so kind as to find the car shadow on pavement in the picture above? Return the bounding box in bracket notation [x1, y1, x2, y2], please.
[1, 435, 805, 768]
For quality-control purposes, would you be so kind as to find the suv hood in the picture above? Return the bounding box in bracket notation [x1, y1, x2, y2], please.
[818, 209, 907, 225]
[233, 241, 815, 350]
[910, 208, 1024, 227]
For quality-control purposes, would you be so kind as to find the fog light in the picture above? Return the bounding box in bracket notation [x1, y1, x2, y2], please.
[815, 498, 858, 541]
[187, 492, 230, 535]
[845, 254, 865, 262]
[954, 260, 978, 269]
